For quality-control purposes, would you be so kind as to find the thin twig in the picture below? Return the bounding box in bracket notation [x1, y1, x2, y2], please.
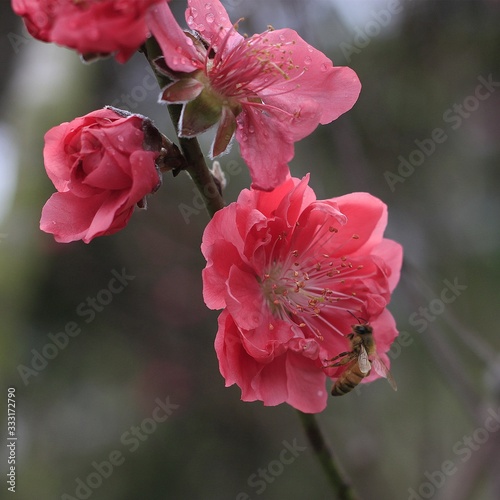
[297, 411, 360, 500]
[142, 37, 225, 218]
[166, 104, 225, 217]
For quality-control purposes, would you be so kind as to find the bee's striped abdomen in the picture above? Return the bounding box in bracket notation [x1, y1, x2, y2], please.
[331, 362, 369, 396]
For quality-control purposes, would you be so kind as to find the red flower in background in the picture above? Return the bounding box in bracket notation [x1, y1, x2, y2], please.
[40, 108, 161, 243]
[201, 176, 402, 413]
[148, 0, 361, 190]
[12, 0, 163, 62]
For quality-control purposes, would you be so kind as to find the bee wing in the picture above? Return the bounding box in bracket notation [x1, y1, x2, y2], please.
[358, 345, 371, 374]
[371, 354, 398, 391]
[325, 353, 354, 368]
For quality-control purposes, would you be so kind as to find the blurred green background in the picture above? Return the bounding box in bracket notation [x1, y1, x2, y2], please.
[1, 0, 500, 499]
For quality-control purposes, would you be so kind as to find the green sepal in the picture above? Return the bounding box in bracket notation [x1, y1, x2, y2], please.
[180, 92, 223, 137]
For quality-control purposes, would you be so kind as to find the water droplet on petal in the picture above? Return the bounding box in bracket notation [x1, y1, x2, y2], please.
[206, 12, 215, 23]
[248, 125, 255, 134]
[307, 45, 314, 53]
[320, 63, 328, 72]
[205, 2, 212, 9]
[279, 34, 286, 41]
[191, 7, 198, 18]
[304, 56, 312, 65]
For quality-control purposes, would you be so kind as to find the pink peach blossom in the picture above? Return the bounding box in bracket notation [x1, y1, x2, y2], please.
[40, 108, 161, 243]
[201, 176, 402, 413]
[12, 0, 163, 62]
[148, 0, 361, 190]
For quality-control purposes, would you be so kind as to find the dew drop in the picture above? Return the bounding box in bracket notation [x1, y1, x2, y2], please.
[205, 12, 215, 23]
[190, 7, 198, 18]
[320, 63, 328, 72]
[279, 34, 286, 41]
[248, 125, 255, 134]
[204, 2, 212, 9]
[307, 45, 314, 53]
[304, 56, 312, 65]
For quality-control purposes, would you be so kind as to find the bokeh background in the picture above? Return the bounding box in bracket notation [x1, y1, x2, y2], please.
[1, 0, 500, 499]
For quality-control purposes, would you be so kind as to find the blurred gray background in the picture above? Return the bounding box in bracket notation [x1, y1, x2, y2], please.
[1, 0, 500, 499]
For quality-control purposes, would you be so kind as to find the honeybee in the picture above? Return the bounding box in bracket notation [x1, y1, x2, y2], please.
[325, 317, 397, 396]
